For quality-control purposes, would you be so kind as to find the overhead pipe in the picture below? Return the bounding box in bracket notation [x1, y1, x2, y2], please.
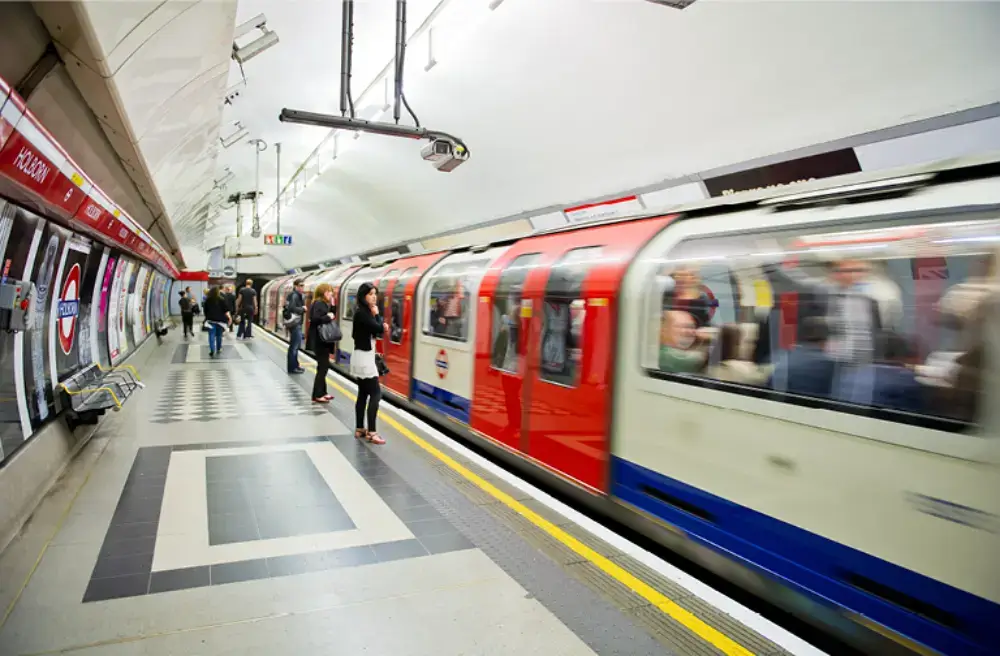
[340, 0, 355, 118]
[393, 0, 405, 124]
[275, 142, 282, 235]
[251, 139, 267, 238]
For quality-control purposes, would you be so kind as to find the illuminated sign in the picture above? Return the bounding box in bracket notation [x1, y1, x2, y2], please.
[264, 234, 293, 245]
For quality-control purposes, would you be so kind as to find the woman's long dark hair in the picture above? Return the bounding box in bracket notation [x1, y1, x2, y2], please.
[356, 282, 377, 312]
[207, 286, 221, 301]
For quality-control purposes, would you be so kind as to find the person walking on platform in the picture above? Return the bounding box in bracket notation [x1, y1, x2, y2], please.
[284, 279, 306, 374]
[236, 279, 257, 339]
[309, 283, 339, 403]
[178, 290, 195, 338]
[223, 284, 237, 332]
[351, 282, 388, 445]
[202, 286, 231, 358]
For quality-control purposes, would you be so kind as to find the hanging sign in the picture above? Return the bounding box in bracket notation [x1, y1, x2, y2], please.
[264, 234, 293, 245]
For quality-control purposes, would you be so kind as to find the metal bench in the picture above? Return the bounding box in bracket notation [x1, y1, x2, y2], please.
[58, 362, 144, 430]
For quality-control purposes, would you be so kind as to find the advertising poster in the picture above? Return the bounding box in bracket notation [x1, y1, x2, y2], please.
[0, 201, 40, 460]
[121, 260, 138, 355]
[98, 253, 116, 367]
[107, 256, 126, 363]
[24, 221, 65, 429]
[52, 232, 92, 383]
[132, 265, 150, 342]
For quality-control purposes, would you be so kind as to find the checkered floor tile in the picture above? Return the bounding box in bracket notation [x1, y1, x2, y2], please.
[151, 368, 327, 423]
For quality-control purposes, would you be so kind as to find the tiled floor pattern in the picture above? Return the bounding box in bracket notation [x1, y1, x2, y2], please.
[150, 366, 327, 423]
[171, 342, 256, 364]
[0, 329, 802, 656]
[83, 436, 474, 602]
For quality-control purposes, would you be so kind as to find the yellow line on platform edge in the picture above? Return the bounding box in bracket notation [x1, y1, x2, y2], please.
[258, 330, 757, 656]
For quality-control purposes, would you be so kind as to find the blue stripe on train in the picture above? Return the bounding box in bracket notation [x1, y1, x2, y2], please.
[411, 379, 471, 425]
[610, 457, 998, 655]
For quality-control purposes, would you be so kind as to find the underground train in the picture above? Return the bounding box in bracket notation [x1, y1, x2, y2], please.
[261, 156, 1000, 655]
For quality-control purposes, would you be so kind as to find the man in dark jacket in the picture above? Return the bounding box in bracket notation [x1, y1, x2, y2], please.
[223, 284, 237, 332]
[236, 279, 257, 339]
[284, 279, 306, 374]
[178, 290, 194, 338]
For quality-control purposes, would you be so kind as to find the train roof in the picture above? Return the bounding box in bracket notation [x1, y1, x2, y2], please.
[300, 151, 1000, 275]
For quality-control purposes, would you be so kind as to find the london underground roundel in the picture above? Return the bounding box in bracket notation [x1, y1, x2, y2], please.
[58, 263, 81, 355]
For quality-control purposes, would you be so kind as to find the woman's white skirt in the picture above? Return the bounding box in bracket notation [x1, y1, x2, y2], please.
[350, 348, 379, 379]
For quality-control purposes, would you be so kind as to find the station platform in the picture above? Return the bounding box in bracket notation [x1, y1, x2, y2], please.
[0, 327, 819, 656]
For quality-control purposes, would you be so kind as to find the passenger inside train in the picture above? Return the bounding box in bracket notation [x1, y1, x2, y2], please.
[651, 219, 996, 430]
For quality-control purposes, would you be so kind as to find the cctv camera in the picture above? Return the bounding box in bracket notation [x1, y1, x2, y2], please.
[420, 138, 468, 172]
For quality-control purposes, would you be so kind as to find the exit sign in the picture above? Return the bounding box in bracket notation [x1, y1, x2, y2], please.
[264, 234, 293, 245]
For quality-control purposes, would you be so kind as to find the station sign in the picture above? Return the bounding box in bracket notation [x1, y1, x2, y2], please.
[264, 234, 293, 246]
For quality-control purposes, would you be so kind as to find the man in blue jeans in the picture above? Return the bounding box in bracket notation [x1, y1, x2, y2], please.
[284, 279, 306, 374]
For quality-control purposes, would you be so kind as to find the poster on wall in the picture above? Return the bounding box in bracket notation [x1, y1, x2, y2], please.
[0, 200, 40, 459]
[132, 265, 150, 343]
[23, 219, 65, 430]
[50, 231, 92, 385]
[98, 253, 116, 367]
[122, 261, 139, 352]
[107, 256, 127, 363]
[88, 248, 110, 370]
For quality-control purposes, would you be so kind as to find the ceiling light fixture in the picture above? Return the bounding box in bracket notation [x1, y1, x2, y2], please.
[232, 14, 280, 65]
[221, 122, 250, 148]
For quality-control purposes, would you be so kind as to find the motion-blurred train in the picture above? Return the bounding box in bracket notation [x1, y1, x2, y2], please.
[262, 156, 1000, 655]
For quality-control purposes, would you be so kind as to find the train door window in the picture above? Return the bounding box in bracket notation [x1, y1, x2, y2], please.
[491, 254, 541, 373]
[540, 247, 603, 387]
[343, 268, 384, 321]
[643, 217, 1000, 435]
[378, 270, 398, 321]
[390, 267, 418, 344]
[423, 258, 490, 342]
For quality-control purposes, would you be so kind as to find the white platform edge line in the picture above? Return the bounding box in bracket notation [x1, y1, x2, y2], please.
[264, 333, 826, 656]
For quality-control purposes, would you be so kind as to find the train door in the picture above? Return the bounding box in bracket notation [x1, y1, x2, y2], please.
[374, 268, 400, 360]
[380, 252, 447, 398]
[521, 218, 671, 492]
[471, 252, 545, 450]
[338, 264, 389, 365]
[412, 249, 506, 424]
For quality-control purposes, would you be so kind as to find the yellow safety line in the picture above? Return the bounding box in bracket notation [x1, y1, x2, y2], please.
[257, 330, 757, 655]
[58, 383, 122, 410]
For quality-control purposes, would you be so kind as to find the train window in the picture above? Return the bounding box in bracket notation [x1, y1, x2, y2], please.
[343, 268, 384, 321]
[423, 258, 489, 342]
[540, 247, 603, 387]
[491, 254, 541, 372]
[389, 267, 418, 344]
[644, 217, 1000, 434]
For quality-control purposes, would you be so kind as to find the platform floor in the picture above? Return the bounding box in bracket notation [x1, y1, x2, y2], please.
[0, 326, 813, 656]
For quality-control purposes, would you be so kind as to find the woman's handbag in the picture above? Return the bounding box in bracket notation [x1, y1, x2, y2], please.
[317, 321, 342, 343]
[375, 353, 390, 377]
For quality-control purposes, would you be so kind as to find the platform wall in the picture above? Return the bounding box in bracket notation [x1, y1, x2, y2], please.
[0, 196, 170, 467]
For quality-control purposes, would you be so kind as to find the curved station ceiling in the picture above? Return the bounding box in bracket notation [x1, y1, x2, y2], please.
[36, 0, 1000, 270]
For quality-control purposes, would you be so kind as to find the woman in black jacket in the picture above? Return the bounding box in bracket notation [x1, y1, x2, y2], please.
[202, 286, 231, 358]
[309, 283, 338, 403]
[351, 282, 388, 444]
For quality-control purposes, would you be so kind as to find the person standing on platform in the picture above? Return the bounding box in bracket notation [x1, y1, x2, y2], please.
[236, 279, 257, 339]
[309, 283, 338, 403]
[351, 282, 388, 445]
[202, 286, 231, 358]
[284, 279, 306, 374]
[223, 284, 237, 332]
[178, 290, 194, 338]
